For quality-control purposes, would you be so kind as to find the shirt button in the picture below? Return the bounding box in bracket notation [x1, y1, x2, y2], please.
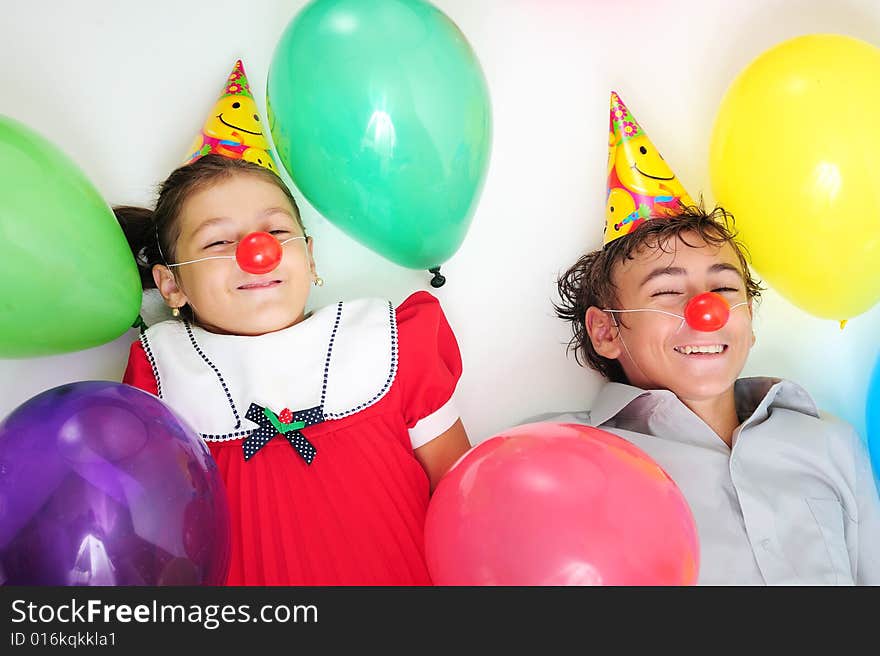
[760, 539, 771, 549]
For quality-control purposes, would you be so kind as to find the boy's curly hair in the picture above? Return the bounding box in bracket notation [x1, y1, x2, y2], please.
[554, 203, 764, 383]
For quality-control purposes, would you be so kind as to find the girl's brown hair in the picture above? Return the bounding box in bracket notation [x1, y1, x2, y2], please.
[113, 155, 305, 282]
[554, 203, 764, 383]
[115, 155, 304, 319]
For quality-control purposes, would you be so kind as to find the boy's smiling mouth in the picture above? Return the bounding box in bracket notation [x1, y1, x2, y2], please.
[673, 344, 727, 355]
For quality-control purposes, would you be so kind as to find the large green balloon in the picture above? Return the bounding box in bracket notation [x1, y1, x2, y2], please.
[268, 0, 492, 270]
[0, 116, 141, 358]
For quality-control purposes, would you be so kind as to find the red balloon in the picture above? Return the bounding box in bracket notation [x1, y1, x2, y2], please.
[684, 292, 730, 332]
[235, 232, 283, 274]
[424, 423, 699, 585]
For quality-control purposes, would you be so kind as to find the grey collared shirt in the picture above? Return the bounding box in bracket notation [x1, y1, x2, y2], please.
[532, 377, 880, 585]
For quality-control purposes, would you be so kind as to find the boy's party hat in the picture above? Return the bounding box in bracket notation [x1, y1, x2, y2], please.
[184, 59, 280, 174]
[604, 91, 694, 245]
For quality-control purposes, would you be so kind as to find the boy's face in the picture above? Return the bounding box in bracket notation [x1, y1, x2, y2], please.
[595, 232, 754, 401]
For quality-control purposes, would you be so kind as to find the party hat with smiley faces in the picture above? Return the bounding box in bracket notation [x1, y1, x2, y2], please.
[185, 59, 279, 174]
[604, 91, 694, 245]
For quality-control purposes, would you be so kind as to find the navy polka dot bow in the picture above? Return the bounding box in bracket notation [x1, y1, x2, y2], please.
[242, 403, 324, 463]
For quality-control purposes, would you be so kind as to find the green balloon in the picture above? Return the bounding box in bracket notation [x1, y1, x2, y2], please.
[0, 115, 142, 358]
[268, 0, 492, 270]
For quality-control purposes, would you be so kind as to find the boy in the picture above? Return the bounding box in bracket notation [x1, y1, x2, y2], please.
[544, 203, 880, 584]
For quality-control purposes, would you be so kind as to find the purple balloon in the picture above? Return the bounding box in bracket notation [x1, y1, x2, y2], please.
[0, 381, 230, 585]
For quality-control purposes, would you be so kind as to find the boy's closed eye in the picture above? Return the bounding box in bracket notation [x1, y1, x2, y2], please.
[650, 286, 740, 297]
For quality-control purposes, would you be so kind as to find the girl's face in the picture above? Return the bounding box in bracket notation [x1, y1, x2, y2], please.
[597, 233, 755, 402]
[154, 173, 315, 335]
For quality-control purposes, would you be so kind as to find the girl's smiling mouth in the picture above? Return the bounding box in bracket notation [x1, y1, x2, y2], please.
[238, 279, 282, 290]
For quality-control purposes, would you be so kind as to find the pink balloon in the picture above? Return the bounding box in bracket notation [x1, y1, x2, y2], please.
[425, 422, 699, 585]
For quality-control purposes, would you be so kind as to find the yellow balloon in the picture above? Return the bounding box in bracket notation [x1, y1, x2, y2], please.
[710, 34, 880, 321]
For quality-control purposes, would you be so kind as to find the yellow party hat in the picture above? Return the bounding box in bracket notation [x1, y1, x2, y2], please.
[604, 91, 694, 245]
[184, 60, 279, 174]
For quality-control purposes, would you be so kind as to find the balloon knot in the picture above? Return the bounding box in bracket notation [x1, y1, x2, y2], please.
[131, 315, 148, 333]
[839, 320, 848, 330]
[429, 266, 446, 288]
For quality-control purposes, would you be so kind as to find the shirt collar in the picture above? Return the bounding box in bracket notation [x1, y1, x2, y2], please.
[587, 382, 653, 427]
[587, 376, 820, 429]
[733, 376, 820, 428]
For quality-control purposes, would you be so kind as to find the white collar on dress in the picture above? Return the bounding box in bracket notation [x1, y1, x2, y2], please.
[139, 298, 397, 440]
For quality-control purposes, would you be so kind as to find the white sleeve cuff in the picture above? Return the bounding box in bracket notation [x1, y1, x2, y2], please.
[409, 395, 460, 449]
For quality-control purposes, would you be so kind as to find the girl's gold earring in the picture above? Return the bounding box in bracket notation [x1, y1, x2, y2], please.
[171, 307, 180, 318]
[314, 275, 324, 287]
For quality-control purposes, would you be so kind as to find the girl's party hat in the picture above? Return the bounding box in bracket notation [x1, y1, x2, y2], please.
[184, 60, 279, 173]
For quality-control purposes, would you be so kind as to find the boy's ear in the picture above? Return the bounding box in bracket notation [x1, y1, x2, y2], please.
[585, 307, 622, 360]
[152, 264, 188, 310]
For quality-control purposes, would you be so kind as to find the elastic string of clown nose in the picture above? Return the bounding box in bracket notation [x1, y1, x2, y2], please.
[610, 316, 655, 385]
[162, 233, 307, 271]
[603, 292, 748, 333]
[155, 230, 309, 320]
[602, 292, 749, 379]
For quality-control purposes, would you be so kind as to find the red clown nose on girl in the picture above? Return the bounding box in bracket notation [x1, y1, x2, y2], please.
[236, 232, 283, 274]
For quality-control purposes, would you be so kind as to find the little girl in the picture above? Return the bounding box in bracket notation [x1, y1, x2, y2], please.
[117, 153, 471, 585]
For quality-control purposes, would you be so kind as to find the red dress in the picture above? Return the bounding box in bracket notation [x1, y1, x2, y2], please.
[123, 291, 461, 585]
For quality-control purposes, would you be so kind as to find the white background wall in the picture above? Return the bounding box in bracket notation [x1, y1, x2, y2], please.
[3, 0, 880, 445]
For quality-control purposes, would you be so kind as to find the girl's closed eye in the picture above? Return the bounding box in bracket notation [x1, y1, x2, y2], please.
[712, 286, 740, 293]
[205, 239, 233, 249]
[203, 231, 292, 250]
